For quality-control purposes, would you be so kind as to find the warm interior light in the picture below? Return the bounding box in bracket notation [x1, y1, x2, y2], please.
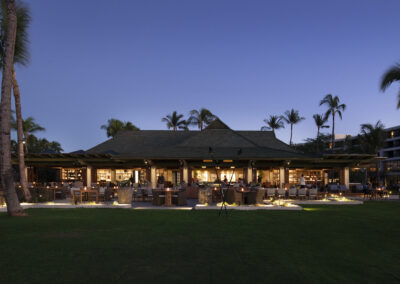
[223, 160, 233, 163]
[203, 160, 213, 163]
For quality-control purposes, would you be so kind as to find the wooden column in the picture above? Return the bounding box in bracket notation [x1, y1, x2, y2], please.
[82, 168, 87, 186]
[285, 169, 289, 185]
[91, 167, 97, 184]
[243, 168, 248, 183]
[188, 167, 192, 184]
[339, 168, 345, 185]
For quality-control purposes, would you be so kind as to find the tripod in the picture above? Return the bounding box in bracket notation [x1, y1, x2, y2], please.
[208, 147, 241, 216]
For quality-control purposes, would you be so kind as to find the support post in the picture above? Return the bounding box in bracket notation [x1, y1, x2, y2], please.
[111, 169, 116, 183]
[344, 167, 350, 188]
[279, 167, 285, 188]
[183, 161, 188, 184]
[151, 166, 157, 188]
[247, 165, 252, 184]
[86, 166, 92, 188]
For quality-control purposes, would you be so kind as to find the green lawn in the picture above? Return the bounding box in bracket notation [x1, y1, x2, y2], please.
[0, 202, 399, 283]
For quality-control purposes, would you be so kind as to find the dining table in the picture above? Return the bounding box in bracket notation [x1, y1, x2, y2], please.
[72, 188, 99, 203]
[154, 188, 179, 206]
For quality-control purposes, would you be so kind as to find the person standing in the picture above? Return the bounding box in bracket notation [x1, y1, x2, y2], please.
[300, 174, 306, 188]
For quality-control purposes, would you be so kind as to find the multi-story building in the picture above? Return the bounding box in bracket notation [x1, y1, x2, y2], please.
[322, 126, 400, 187]
[381, 126, 400, 186]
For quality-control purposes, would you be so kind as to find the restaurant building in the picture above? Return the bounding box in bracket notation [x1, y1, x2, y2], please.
[22, 119, 375, 188]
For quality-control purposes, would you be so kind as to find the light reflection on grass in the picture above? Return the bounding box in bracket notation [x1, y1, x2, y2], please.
[303, 207, 323, 211]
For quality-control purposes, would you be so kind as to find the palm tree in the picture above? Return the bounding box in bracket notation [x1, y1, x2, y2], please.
[359, 121, 385, 154]
[313, 114, 329, 152]
[101, 118, 140, 138]
[320, 94, 346, 149]
[261, 115, 284, 134]
[162, 111, 188, 131]
[12, 116, 45, 152]
[380, 63, 400, 108]
[282, 109, 305, 145]
[188, 108, 216, 130]
[0, 1, 31, 201]
[359, 121, 385, 185]
[0, 0, 25, 216]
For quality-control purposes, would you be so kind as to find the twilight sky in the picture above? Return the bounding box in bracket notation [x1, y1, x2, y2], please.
[16, 0, 400, 152]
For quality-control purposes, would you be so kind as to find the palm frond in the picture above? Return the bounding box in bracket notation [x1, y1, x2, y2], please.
[381, 64, 400, 91]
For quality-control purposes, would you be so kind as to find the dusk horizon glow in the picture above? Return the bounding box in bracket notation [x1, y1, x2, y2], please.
[15, 0, 400, 152]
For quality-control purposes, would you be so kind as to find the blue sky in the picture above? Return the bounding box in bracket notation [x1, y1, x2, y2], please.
[16, 0, 400, 152]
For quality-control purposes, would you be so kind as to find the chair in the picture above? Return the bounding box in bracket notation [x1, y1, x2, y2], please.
[277, 188, 286, 199]
[309, 188, 318, 200]
[298, 188, 307, 200]
[172, 190, 187, 206]
[247, 188, 265, 205]
[328, 184, 339, 193]
[134, 187, 143, 202]
[152, 189, 165, 206]
[99, 186, 112, 202]
[225, 188, 243, 205]
[339, 185, 349, 194]
[146, 186, 153, 201]
[355, 184, 364, 193]
[288, 187, 297, 199]
[266, 188, 276, 199]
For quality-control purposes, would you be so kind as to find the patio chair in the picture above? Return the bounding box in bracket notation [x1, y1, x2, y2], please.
[288, 187, 297, 199]
[298, 188, 307, 200]
[247, 188, 265, 205]
[172, 189, 187, 206]
[152, 189, 165, 206]
[328, 184, 339, 193]
[339, 185, 349, 194]
[134, 187, 143, 202]
[266, 188, 276, 199]
[225, 188, 243, 205]
[309, 188, 318, 200]
[145, 186, 153, 201]
[99, 186, 112, 202]
[277, 188, 286, 199]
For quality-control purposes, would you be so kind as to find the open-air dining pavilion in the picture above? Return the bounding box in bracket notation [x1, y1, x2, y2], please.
[12, 119, 379, 207]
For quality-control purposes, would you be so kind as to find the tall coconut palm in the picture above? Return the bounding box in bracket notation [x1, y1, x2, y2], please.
[313, 113, 329, 152]
[380, 63, 400, 108]
[162, 111, 187, 131]
[282, 109, 305, 145]
[101, 118, 140, 138]
[319, 94, 346, 149]
[0, 1, 31, 201]
[188, 108, 216, 130]
[0, 0, 25, 215]
[261, 115, 284, 134]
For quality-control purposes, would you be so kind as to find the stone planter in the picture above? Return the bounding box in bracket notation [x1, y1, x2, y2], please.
[118, 187, 133, 204]
[198, 188, 212, 204]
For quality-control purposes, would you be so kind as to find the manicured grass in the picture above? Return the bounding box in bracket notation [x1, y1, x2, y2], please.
[0, 202, 399, 283]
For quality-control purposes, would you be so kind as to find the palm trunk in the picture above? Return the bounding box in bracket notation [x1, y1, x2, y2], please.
[331, 113, 335, 150]
[316, 127, 320, 152]
[12, 66, 31, 201]
[23, 131, 28, 153]
[290, 124, 293, 145]
[0, 0, 25, 216]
